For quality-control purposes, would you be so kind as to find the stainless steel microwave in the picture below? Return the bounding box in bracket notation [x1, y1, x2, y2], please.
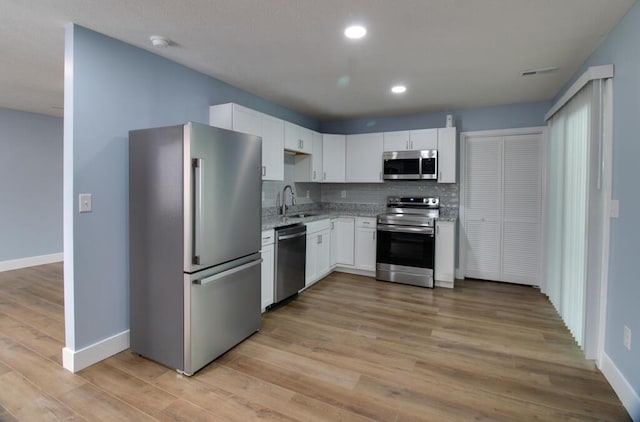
[382, 150, 438, 180]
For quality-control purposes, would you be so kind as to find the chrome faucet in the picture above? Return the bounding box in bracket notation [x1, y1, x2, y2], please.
[280, 184, 296, 216]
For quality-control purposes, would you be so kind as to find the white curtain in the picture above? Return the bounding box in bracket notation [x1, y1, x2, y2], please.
[545, 84, 592, 348]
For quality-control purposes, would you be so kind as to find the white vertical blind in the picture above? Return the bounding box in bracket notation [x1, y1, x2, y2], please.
[546, 85, 592, 348]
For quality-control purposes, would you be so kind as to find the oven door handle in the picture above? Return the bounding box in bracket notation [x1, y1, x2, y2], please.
[377, 225, 434, 235]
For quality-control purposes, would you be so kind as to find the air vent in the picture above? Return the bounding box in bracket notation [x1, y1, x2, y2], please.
[521, 66, 559, 76]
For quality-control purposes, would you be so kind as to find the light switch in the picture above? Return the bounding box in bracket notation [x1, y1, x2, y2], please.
[610, 199, 619, 218]
[79, 194, 92, 213]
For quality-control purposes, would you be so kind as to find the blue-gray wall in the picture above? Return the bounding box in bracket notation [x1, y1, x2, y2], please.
[0, 108, 63, 262]
[556, 1, 640, 399]
[65, 24, 319, 350]
[320, 101, 550, 134]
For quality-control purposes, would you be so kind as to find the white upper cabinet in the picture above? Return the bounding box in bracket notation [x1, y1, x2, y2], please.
[383, 129, 437, 151]
[346, 133, 383, 183]
[383, 131, 410, 151]
[322, 134, 346, 182]
[209, 103, 284, 181]
[284, 121, 313, 154]
[411, 129, 438, 150]
[437, 127, 457, 183]
[294, 130, 323, 182]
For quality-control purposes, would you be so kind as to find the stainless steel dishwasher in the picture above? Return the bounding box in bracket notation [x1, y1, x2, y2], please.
[274, 223, 306, 304]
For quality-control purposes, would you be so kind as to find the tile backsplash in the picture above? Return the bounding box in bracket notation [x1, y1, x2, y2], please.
[262, 153, 458, 210]
[321, 181, 458, 207]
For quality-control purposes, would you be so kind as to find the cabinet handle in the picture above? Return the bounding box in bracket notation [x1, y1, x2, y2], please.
[323, 171, 326, 180]
[437, 225, 440, 235]
[372, 231, 376, 240]
[406, 140, 409, 150]
[439, 171, 442, 180]
[262, 166, 266, 177]
[379, 171, 382, 181]
[331, 222, 335, 230]
[301, 140, 304, 149]
[313, 170, 316, 180]
[317, 234, 322, 244]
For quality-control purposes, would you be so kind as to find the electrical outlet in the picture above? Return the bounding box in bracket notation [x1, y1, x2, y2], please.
[611, 199, 620, 218]
[624, 325, 631, 350]
[79, 194, 92, 213]
[341, 190, 347, 198]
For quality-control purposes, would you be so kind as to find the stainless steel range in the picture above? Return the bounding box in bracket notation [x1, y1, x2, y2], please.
[376, 196, 439, 288]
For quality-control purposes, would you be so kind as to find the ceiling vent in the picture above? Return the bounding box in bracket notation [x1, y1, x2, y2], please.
[521, 66, 559, 76]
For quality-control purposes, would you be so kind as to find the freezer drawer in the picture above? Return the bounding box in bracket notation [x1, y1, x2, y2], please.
[184, 257, 261, 375]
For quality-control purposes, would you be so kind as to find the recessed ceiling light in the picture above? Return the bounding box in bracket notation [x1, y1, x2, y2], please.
[344, 25, 367, 39]
[150, 35, 171, 48]
[391, 85, 407, 94]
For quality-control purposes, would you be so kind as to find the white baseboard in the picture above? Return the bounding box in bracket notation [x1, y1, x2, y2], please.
[0, 252, 63, 272]
[62, 330, 129, 373]
[600, 352, 640, 421]
[435, 280, 454, 289]
[333, 266, 376, 278]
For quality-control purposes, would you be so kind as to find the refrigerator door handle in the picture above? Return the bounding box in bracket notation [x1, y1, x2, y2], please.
[192, 158, 203, 265]
[193, 259, 263, 285]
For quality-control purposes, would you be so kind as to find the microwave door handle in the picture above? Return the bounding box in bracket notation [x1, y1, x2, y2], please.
[192, 158, 203, 265]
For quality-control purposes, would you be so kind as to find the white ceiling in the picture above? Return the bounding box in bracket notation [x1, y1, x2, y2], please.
[1, 0, 635, 120]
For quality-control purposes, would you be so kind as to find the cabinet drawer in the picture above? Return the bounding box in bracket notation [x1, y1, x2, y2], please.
[261, 229, 275, 247]
[356, 217, 376, 229]
[305, 219, 331, 234]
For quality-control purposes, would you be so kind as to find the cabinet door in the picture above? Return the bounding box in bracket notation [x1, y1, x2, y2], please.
[411, 129, 438, 150]
[330, 220, 338, 267]
[437, 127, 457, 183]
[336, 217, 355, 265]
[383, 131, 410, 151]
[322, 134, 346, 182]
[346, 133, 384, 183]
[261, 244, 274, 311]
[232, 105, 261, 136]
[305, 233, 318, 286]
[435, 221, 455, 283]
[317, 230, 331, 278]
[284, 122, 312, 154]
[261, 115, 285, 181]
[311, 131, 323, 182]
[355, 227, 377, 271]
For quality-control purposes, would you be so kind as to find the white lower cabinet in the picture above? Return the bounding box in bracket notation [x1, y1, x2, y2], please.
[335, 217, 355, 266]
[355, 217, 377, 271]
[305, 220, 331, 287]
[260, 230, 275, 311]
[435, 220, 455, 286]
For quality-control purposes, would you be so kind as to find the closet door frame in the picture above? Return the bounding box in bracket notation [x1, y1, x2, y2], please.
[459, 126, 547, 287]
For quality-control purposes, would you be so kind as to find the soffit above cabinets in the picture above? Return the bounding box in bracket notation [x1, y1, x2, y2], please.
[1, 0, 635, 119]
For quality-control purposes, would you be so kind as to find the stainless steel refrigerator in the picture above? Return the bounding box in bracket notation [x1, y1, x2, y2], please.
[129, 122, 262, 375]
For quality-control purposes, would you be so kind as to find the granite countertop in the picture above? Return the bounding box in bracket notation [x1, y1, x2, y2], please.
[438, 207, 459, 222]
[261, 206, 458, 230]
[262, 210, 380, 230]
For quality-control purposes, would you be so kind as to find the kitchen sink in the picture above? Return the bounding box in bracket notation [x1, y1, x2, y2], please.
[291, 212, 319, 218]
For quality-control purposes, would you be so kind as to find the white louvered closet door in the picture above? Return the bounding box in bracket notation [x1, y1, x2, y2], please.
[463, 132, 542, 286]
[464, 137, 502, 281]
[502, 134, 541, 284]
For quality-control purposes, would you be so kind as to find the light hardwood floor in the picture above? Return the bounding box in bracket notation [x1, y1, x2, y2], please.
[0, 263, 631, 421]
